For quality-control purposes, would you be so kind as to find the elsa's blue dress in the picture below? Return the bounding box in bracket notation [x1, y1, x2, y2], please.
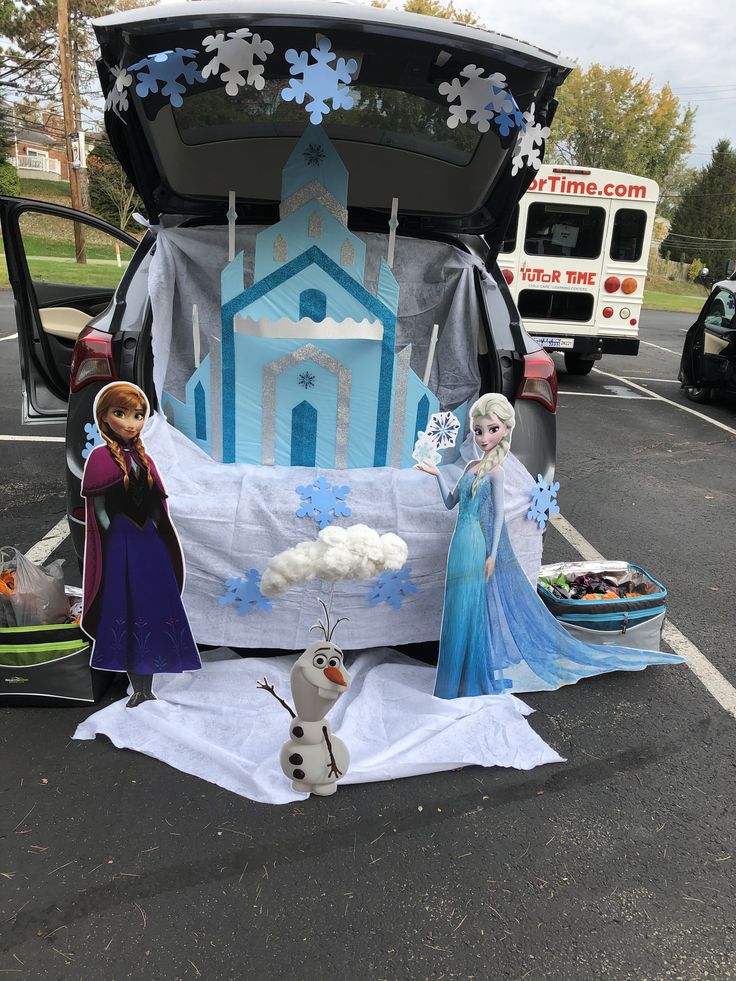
[434, 469, 682, 698]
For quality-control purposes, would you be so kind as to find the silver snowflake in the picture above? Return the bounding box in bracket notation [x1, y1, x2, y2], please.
[438, 65, 520, 135]
[426, 411, 461, 450]
[104, 65, 133, 118]
[298, 371, 316, 389]
[281, 36, 357, 125]
[511, 102, 551, 176]
[201, 27, 274, 95]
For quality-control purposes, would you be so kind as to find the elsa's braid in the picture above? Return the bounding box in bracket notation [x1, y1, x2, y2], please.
[469, 393, 516, 496]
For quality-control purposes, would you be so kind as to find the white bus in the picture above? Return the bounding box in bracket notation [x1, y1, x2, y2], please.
[497, 165, 659, 374]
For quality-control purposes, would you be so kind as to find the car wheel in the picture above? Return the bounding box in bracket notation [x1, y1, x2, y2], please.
[564, 353, 595, 375]
[685, 385, 713, 404]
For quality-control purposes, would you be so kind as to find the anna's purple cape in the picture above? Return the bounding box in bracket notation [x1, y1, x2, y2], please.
[81, 444, 185, 639]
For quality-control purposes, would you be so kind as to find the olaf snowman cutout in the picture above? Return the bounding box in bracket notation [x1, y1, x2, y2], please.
[258, 602, 350, 796]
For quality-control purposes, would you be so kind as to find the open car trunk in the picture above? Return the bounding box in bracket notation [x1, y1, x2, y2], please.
[94, 0, 571, 245]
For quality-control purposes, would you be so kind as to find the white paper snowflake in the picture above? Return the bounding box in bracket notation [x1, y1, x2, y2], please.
[104, 66, 133, 118]
[201, 28, 274, 95]
[511, 102, 551, 176]
[412, 431, 442, 467]
[281, 36, 358, 125]
[438, 65, 521, 135]
[426, 411, 461, 450]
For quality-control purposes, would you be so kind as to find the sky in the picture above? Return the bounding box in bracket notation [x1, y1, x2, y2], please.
[459, 0, 735, 166]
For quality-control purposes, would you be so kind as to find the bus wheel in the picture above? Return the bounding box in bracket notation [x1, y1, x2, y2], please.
[564, 353, 595, 375]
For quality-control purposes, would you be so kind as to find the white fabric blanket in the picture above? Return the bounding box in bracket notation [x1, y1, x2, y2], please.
[73, 650, 563, 805]
[144, 412, 543, 651]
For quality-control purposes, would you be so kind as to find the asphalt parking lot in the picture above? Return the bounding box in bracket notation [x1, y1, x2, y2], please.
[1, 299, 735, 981]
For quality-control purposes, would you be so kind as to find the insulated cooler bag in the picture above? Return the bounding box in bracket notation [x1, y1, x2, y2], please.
[0, 620, 113, 707]
[537, 562, 667, 651]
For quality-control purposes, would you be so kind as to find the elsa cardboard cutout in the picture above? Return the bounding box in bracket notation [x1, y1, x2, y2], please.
[416, 394, 682, 697]
[81, 382, 201, 707]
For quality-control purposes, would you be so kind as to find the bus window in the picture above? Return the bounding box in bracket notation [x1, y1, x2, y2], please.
[524, 203, 605, 259]
[518, 290, 594, 322]
[610, 208, 647, 262]
[499, 204, 519, 253]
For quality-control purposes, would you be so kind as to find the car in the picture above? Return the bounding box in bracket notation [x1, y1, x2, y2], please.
[1, 1, 571, 651]
[679, 278, 736, 403]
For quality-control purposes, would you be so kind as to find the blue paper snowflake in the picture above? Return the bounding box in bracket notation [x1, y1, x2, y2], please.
[281, 36, 357, 124]
[303, 143, 326, 166]
[82, 421, 105, 460]
[368, 566, 419, 610]
[527, 475, 561, 530]
[219, 569, 273, 614]
[298, 370, 316, 389]
[129, 48, 203, 108]
[426, 411, 461, 450]
[296, 476, 351, 529]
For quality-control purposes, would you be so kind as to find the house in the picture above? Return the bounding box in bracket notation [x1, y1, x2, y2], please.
[9, 119, 69, 182]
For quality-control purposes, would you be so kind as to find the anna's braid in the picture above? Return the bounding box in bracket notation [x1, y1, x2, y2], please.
[101, 432, 130, 490]
[132, 435, 154, 489]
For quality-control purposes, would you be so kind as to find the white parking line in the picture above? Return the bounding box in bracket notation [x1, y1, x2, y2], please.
[0, 434, 65, 442]
[557, 391, 650, 399]
[593, 367, 736, 438]
[0, 333, 18, 342]
[624, 377, 680, 384]
[25, 517, 70, 564]
[640, 339, 681, 357]
[549, 513, 736, 721]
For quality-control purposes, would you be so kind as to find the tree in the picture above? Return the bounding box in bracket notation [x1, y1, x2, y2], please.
[87, 134, 143, 230]
[546, 64, 695, 190]
[661, 140, 736, 278]
[372, 0, 480, 26]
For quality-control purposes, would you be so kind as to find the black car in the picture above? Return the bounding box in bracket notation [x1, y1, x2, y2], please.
[679, 278, 736, 403]
[1, 1, 571, 649]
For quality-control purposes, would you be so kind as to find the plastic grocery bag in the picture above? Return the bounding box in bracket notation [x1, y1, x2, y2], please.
[0, 547, 68, 628]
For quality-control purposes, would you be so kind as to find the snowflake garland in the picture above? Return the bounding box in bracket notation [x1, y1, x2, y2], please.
[201, 28, 274, 95]
[104, 65, 133, 119]
[82, 422, 105, 460]
[511, 102, 551, 176]
[412, 431, 442, 467]
[128, 48, 203, 108]
[298, 371, 316, 389]
[296, 476, 351, 529]
[438, 65, 523, 137]
[368, 566, 419, 610]
[281, 36, 358, 125]
[426, 411, 461, 450]
[220, 569, 273, 614]
[527, 474, 561, 530]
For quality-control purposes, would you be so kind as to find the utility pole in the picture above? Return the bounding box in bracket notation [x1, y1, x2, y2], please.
[57, 0, 86, 263]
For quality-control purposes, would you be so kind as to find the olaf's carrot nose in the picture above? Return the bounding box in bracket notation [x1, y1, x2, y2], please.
[323, 666, 347, 687]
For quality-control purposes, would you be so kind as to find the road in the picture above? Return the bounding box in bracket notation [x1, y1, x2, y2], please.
[0, 301, 734, 980]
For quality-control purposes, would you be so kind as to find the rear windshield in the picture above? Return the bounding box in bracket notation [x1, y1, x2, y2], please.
[609, 208, 647, 262]
[174, 80, 479, 165]
[524, 202, 605, 259]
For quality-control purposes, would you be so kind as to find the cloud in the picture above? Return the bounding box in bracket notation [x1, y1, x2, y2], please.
[261, 524, 408, 597]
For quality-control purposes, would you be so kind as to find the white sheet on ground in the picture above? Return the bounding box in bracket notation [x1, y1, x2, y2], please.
[73, 649, 563, 805]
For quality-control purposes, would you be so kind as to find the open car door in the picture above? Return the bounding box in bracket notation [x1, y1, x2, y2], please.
[0, 196, 137, 423]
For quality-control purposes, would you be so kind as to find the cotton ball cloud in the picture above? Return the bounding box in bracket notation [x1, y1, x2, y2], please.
[261, 524, 409, 597]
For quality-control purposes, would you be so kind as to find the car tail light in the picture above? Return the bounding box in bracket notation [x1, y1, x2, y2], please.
[501, 268, 514, 285]
[517, 351, 557, 412]
[70, 326, 116, 393]
[602, 306, 614, 318]
[604, 276, 620, 293]
[621, 277, 637, 294]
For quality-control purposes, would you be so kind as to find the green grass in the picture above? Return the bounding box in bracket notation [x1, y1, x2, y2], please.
[642, 290, 704, 314]
[18, 177, 72, 204]
[12, 232, 134, 262]
[0, 255, 128, 290]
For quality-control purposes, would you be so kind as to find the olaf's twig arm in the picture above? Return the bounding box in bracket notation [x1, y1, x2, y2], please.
[256, 677, 296, 718]
[322, 725, 343, 779]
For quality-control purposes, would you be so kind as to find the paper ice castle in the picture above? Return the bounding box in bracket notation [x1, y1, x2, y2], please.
[162, 125, 445, 469]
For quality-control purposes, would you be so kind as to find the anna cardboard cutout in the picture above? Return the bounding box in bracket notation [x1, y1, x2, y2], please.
[81, 382, 200, 707]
